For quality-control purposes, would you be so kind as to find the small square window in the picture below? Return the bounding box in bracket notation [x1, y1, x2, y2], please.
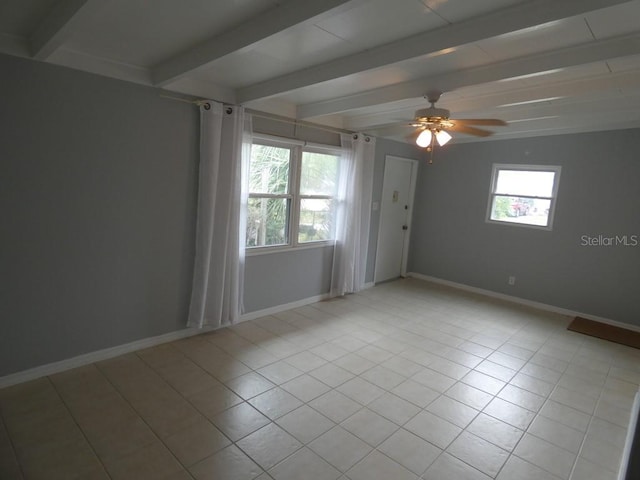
[487, 164, 561, 229]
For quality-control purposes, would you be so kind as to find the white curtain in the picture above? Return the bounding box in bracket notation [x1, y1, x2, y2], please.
[187, 101, 252, 328]
[330, 133, 376, 297]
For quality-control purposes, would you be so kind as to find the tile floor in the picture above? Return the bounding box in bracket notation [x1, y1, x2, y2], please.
[1, 278, 639, 479]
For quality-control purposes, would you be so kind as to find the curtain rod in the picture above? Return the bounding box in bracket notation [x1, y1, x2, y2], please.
[159, 94, 356, 137]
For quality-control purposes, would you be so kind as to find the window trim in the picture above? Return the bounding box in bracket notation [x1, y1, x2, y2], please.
[485, 163, 561, 231]
[246, 136, 342, 254]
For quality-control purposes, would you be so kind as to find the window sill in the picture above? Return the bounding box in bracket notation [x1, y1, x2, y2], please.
[246, 241, 335, 256]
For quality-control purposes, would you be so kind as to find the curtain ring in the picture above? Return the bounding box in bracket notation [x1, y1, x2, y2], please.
[365, 136, 370, 142]
[203, 103, 211, 111]
[226, 107, 233, 114]
[352, 133, 358, 140]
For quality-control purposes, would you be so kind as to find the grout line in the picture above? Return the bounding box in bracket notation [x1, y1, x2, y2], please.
[0, 410, 27, 480]
[45, 376, 114, 479]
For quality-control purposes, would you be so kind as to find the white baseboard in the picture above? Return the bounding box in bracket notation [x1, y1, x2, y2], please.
[408, 272, 640, 333]
[0, 326, 214, 389]
[0, 293, 333, 389]
[241, 293, 331, 321]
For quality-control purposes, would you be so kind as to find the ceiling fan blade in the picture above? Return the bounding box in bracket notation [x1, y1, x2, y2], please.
[448, 124, 494, 137]
[451, 118, 507, 126]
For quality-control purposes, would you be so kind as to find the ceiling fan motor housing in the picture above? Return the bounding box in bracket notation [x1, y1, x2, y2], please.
[414, 106, 450, 122]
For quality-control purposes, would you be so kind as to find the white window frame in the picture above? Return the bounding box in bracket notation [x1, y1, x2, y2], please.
[247, 134, 342, 254]
[486, 164, 561, 231]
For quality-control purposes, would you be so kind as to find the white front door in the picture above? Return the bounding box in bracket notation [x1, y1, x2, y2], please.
[374, 156, 417, 283]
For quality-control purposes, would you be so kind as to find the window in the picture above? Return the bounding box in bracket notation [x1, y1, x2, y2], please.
[487, 164, 561, 229]
[246, 138, 341, 249]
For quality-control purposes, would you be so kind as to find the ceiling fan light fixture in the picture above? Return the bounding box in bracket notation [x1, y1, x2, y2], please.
[416, 129, 432, 147]
[435, 130, 452, 146]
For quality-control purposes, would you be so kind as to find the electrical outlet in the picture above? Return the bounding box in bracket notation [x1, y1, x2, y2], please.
[508, 276, 516, 286]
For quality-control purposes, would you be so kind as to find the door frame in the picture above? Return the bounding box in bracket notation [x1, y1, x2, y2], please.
[374, 155, 418, 283]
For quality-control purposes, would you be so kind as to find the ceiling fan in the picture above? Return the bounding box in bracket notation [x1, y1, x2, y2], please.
[403, 91, 507, 163]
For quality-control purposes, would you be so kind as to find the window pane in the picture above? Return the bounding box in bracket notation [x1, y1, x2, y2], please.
[300, 152, 339, 195]
[490, 195, 552, 226]
[249, 144, 290, 194]
[495, 170, 555, 197]
[246, 197, 289, 247]
[298, 198, 334, 243]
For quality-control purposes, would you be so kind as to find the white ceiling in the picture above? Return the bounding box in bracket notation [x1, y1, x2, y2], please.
[2, 0, 640, 144]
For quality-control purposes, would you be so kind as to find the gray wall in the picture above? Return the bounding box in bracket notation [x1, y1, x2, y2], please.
[244, 246, 334, 312]
[408, 129, 640, 326]
[0, 52, 419, 376]
[1, 53, 199, 376]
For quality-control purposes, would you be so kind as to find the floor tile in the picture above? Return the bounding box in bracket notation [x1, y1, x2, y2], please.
[513, 433, 575, 479]
[308, 390, 362, 423]
[571, 457, 618, 480]
[381, 356, 423, 377]
[333, 353, 376, 375]
[308, 426, 372, 472]
[509, 372, 554, 397]
[276, 405, 335, 444]
[81, 415, 157, 464]
[225, 372, 276, 400]
[345, 450, 418, 480]
[377, 428, 441, 475]
[211, 402, 270, 441]
[483, 397, 535, 430]
[587, 417, 627, 448]
[538, 400, 591, 432]
[257, 361, 303, 385]
[579, 434, 622, 473]
[423, 452, 492, 480]
[2, 279, 634, 480]
[190, 444, 263, 480]
[411, 368, 456, 393]
[391, 379, 439, 408]
[360, 365, 406, 390]
[283, 351, 327, 372]
[331, 335, 369, 352]
[475, 360, 516, 382]
[466, 413, 523, 452]
[308, 364, 354, 388]
[461, 370, 506, 395]
[526, 415, 584, 454]
[336, 377, 385, 406]
[163, 420, 231, 467]
[310, 343, 350, 362]
[280, 374, 331, 402]
[104, 442, 184, 480]
[403, 410, 461, 449]
[428, 357, 471, 380]
[445, 382, 494, 410]
[237, 423, 302, 470]
[426, 395, 479, 428]
[151, 357, 220, 397]
[446, 431, 509, 477]
[356, 345, 394, 363]
[498, 384, 545, 412]
[248, 387, 303, 420]
[340, 408, 398, 446]
[367, 392, 420, 425]
[268, 447, 341, 480]
[496, 455, 563, 480]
